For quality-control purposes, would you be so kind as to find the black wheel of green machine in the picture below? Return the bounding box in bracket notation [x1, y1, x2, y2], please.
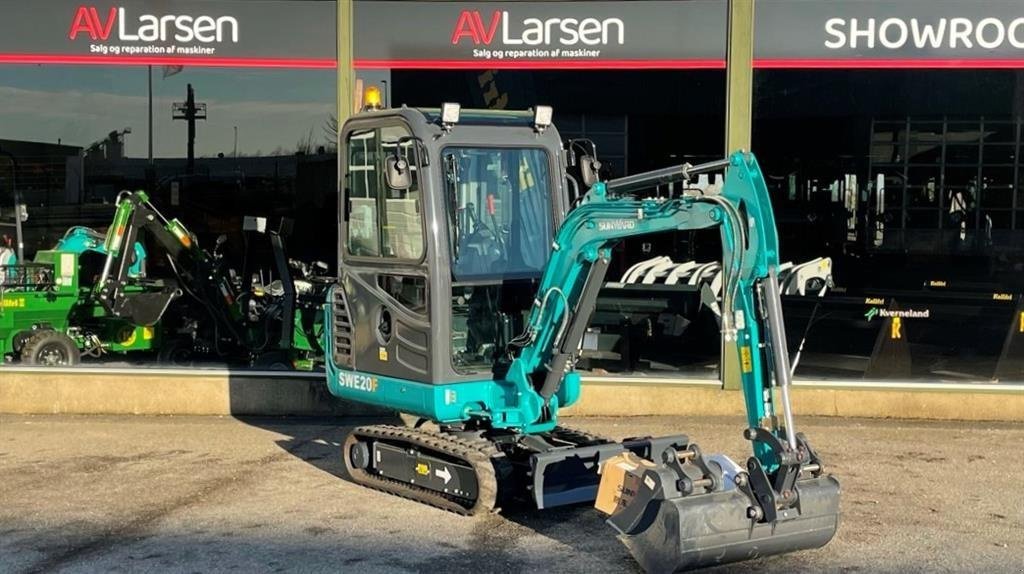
[342, 425, 500, 516]
[11, 330, 36, 354]
[253, 351, 293, 370]
[20, 331, 81, 367]
[158, 338, 196, 367]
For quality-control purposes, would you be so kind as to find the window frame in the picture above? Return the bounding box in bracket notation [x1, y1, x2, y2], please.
[341, 118, 428, 266]
[438, 143, 558, 284]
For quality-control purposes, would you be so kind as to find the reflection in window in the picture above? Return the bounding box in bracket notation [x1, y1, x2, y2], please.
[345, 125, 424, 260]
[442, 147, 552, 281]
[347, 129, 381, 256]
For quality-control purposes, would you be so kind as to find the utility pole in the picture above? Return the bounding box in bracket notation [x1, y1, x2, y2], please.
[233, 126, 238, 159]
[172, 84, 207, 175]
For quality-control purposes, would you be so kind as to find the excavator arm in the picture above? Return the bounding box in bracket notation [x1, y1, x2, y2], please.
[95, 191, 194, 326]
[96, 191, 247, 344]
[97, 191, 308, 359]
[502, 152, 839, 571]
[508, 152, 792, 446]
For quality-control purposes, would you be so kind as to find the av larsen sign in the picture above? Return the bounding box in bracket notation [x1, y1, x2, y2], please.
[68, 6, 240, 48]
[0, 0, 336, 67]
[355, 1, 728, 69]
[361, 0, 1024, 69]
[0, 0, 1022, 70]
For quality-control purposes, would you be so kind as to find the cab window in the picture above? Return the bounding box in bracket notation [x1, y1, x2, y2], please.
[345, 125, 424, 260]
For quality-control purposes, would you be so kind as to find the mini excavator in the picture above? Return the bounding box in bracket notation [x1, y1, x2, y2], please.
[326, 99, 840, 572]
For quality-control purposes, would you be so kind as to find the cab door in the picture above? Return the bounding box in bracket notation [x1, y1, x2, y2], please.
[337, 121, 432, 383]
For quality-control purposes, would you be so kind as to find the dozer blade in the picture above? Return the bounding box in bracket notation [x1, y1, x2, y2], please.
[615, 476, 840, 572]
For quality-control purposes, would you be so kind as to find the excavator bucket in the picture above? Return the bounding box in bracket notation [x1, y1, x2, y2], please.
[106, 286, 181, 326]
[613, 477, 840, 572]
[598, 438, 840, 572]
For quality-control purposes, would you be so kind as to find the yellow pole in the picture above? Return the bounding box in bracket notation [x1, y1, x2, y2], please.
[722, 0, 755, 390]
[336, 0, 355, 133]
[725, 0, 755, 154]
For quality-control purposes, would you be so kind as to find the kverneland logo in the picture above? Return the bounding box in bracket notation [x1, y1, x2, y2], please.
[69, 6, 239, 43]
[451, 10, 624, 46]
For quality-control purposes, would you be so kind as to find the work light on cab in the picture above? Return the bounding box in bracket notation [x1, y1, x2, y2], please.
[441, 102, 461, 130]
[363, 86, 383, 111]
[533, 105, 553, 133]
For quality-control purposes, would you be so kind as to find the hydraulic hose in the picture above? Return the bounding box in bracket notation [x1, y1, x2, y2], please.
[695, 195, 746, 338]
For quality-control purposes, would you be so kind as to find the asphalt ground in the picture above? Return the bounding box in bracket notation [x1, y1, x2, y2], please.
[1, 414, 1022, 574]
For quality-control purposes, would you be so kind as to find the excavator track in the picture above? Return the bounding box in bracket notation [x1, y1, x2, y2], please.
[550, 425, 612, 447]
[342, 425, 502, 516]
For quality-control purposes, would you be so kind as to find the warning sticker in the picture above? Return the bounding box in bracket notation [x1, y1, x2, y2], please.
[740, 346, 753, 373]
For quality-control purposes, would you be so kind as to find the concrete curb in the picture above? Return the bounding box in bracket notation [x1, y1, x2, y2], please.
[1, 369, 1022, 421]
[0, 369, 387, 416]
[563, 381, 1024, 421]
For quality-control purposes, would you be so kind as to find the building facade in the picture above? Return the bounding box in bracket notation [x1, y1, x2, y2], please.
[0, 0, 1021, 382]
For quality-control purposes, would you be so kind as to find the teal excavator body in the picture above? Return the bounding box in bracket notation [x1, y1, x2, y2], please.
[327, 153, 777, 436]
[325, 104, 839, 572]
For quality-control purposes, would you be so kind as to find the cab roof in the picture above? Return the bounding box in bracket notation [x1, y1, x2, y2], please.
[415, 108, 538, 127]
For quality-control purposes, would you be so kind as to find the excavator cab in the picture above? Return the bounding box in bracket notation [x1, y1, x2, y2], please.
[331, 104, 570, 394]
[328, 101, 840, 572]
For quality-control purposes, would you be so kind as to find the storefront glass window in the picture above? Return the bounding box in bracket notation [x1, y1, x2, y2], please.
[753, 70, 1023, 383]
[0, 64, 336, 370]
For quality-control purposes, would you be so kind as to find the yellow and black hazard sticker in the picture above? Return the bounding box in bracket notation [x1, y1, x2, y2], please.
[740, 346, 753, 373]
[414, 461, 430, 476]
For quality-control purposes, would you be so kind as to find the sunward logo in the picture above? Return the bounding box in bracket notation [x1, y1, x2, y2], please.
[69, 5, 239, 43]
[451, 10, 624, 46]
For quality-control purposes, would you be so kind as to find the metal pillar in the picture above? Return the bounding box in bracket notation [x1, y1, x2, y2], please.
[336, 0, 355, 132]
[722, 0, 755, 389]
[337, 0, 354, 235]
[725, 0, 755, 155]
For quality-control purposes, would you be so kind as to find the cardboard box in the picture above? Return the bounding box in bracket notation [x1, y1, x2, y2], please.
[594, 451, 658, 516]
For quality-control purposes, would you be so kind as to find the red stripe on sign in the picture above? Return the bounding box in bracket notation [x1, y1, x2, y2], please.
[754, 58, 1024, 69]
[0, 54, 337, 69]
[2, 54, 1022, 71]
[354, 59, 727, 70]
